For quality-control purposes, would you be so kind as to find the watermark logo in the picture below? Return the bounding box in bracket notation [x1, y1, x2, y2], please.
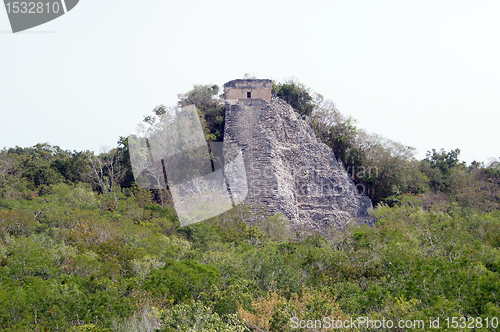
[128, 105, 248, 227]
[3, 0, 79, 33]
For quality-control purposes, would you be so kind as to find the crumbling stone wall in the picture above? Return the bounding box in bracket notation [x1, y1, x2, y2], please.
[223, 98, 374, 231]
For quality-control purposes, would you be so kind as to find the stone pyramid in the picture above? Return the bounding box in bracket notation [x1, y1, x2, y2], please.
[223, 98, 374, 231]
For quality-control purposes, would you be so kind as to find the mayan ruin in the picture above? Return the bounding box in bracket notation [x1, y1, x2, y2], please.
[222, 79, 374, 232]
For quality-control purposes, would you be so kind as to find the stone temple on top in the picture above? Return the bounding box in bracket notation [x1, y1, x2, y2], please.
[223, 79, 272, 100]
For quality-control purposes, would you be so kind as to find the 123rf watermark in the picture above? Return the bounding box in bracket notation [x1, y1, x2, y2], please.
[291, 316, 499, 330]
[3, 0, 79, 33]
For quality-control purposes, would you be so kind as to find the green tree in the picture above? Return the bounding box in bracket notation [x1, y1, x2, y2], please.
[144, 259, 220, 303]
[178, 84, 220, 111]
[178, 84, 226, 142]
[421, 148, 465, 192]
[272, 80, 314, 118]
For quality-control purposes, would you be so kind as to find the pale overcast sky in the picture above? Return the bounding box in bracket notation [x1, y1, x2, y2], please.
[1, 0, 499, 164]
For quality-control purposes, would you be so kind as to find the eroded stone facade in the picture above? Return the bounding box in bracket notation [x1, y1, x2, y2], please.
[223, 96, 374, 232]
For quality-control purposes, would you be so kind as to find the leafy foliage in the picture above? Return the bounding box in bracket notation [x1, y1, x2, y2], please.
[177, 84, 226, 142]
[272, 80, 315, 119]
[1, 81, 500, 330]
[0, 156, 499, 330]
